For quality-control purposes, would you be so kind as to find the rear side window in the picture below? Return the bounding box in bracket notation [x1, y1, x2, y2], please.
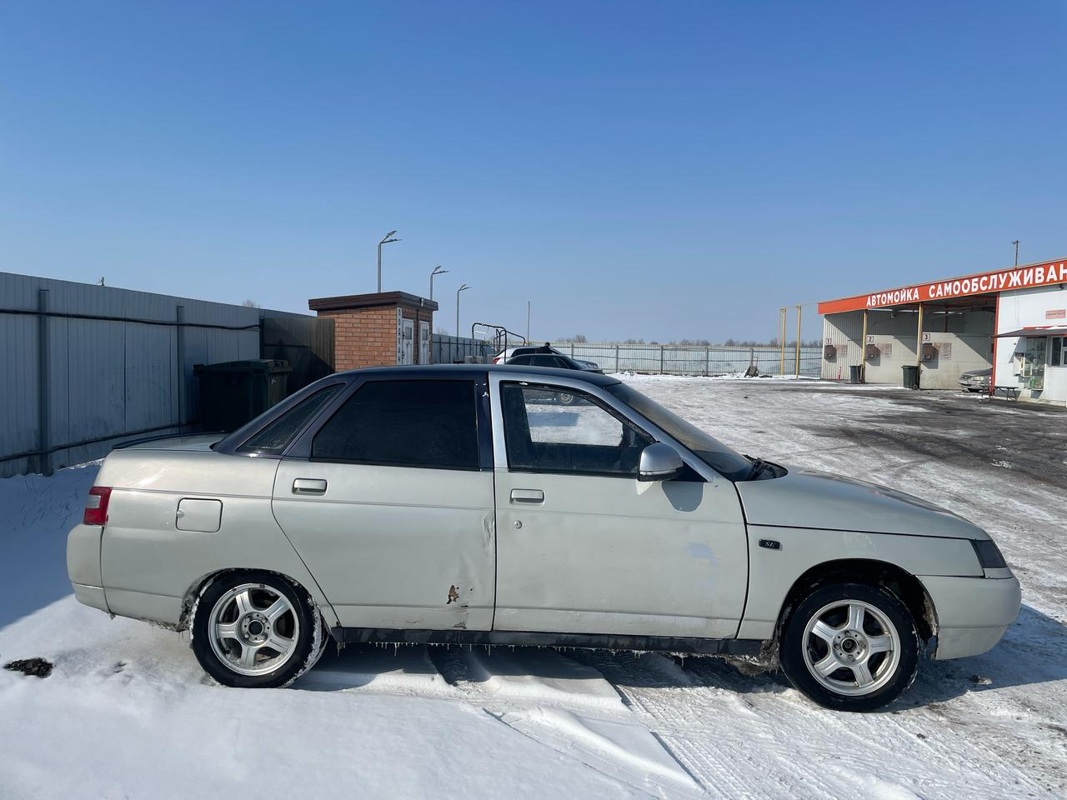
[311, 379, 480, 470]
[237, 385, 342, 455]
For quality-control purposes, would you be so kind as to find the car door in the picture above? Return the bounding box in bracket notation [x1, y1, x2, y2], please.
[271, 375, 496, 631]
[490, 376, 749, 639]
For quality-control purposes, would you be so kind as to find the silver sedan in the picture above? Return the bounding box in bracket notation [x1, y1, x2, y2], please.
[68, 365, 1020, 711]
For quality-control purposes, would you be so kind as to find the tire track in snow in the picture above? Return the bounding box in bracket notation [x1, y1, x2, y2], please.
[426, 646, 703, 797]
[575, 651, 1050, 799]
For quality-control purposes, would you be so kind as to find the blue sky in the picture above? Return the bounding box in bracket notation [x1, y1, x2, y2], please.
[2, 1, 1065, 343]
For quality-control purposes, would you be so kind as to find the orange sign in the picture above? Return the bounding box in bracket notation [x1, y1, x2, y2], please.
[819, 259, 1067, 315]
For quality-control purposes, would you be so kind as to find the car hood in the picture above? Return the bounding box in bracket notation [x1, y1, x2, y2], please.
[735, 468, 987, 540]
[116, 434, 223, 452]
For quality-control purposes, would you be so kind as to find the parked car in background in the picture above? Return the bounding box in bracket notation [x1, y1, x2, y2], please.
[504, 352, 602, 404]
[493, 345, 542, 363]
[959, 367, 993, 393]
[68, 365, 1020, 712]
[493, 345, 600, 372]
[504, 352, 602, 373]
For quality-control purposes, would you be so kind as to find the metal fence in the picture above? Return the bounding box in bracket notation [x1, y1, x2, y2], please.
[0, 272, 312, 478]
[548, 343, 822, 377]
[430, 338, 822, 375]
[432, 334, 495, 364]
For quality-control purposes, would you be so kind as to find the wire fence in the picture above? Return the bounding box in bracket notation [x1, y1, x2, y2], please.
[547, 343, 822, 377]
[434, 338, 822, 377]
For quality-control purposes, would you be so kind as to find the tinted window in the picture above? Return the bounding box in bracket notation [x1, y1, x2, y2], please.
[501, 383, 653, 477]
[508, 355, 534, 365]
[237, 385, 342, 455]
[530, 355, 563, 368]
[312, 379, 479, 470]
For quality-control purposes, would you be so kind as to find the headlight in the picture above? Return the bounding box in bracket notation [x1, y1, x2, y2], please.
[972, 539, 1007, 569]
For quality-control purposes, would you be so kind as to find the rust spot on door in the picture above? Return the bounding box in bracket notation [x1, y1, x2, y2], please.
[447, 585, 459, 604]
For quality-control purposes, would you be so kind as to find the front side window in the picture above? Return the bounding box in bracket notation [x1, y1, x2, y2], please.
[312, 379, 479, 470]
[605, 382, 752, 481]
[501, 383, 653, 477]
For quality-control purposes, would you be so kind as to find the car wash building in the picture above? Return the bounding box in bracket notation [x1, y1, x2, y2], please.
[818, 257, 1067, 406]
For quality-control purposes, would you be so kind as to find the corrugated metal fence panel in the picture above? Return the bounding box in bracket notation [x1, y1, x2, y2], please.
[0, 275, 44, 475]
[261, 316, 335, 392]
[158, 297, 259, 426]
[0, 278, 40, 475]
[0, 271, 288, 477]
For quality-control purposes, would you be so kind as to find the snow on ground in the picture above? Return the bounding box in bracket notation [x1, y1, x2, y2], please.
[1, 377, 1065, 798]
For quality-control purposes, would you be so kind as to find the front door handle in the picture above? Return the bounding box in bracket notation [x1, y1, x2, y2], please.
[292, 478, 327, 496]
[510, 488, 544, 504]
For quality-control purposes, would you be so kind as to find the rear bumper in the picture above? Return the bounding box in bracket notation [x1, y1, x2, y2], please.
[921, 574, 1022, 660]
[71, 583, 109, 613]
[67, 524, 109, 613]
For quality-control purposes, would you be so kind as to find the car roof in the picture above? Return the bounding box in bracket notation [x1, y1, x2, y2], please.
[334, 363, 619, 386]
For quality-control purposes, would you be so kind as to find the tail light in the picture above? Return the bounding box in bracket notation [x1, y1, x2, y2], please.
[84, 487, 112, 526]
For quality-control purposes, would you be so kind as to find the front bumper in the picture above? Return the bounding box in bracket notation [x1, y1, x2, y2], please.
[921, 574, 1022, 660]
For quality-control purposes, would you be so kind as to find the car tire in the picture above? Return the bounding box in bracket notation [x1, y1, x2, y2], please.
[190, 571, 323, 688]
[780, 582, 920, 712]
[557, 392, 576, 405]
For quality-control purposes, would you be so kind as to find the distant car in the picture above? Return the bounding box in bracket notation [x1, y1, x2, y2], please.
[959, 368, 993, 393]
[494, 346, 600, 372]
[504, 353, 602, 373]
[504, 353, 603, 404]
[68, 364, 1020, 711]
[493, 345, 552, 364]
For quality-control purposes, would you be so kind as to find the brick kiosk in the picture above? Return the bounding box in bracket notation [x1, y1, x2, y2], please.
[308, 292, 437, 370]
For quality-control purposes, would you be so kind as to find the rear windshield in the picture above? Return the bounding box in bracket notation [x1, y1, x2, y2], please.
[605, 382, 753, 481]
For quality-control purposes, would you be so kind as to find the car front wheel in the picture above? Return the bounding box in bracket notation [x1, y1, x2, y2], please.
[780, 582, 920, 712]
[191, 571, 323, 688]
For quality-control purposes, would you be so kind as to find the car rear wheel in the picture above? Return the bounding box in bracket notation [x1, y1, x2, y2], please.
[780, 582, 920, 712]
[191, 571, 322, 688]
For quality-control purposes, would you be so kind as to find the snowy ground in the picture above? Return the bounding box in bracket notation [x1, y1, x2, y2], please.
[1, 376, 1065, 799]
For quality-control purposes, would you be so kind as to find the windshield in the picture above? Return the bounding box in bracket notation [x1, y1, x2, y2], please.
[606, 382, 754, 481]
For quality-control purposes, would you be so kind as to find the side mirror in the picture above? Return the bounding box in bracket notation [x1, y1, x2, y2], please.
[638, 442, 684, 482]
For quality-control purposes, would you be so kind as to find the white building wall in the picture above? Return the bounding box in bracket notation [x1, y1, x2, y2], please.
[995, 285, 1067, 405]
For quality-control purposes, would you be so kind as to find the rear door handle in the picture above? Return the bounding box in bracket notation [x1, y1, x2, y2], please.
[510, 489, 544, 504]
[292, 478, 328, 496]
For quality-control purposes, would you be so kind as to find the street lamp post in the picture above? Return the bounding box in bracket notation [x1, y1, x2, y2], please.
[1012, 240, 1020, 267]
[429, 265, 448, 301]
[377, 230, 400, 293]
[456, 283, 470, 339]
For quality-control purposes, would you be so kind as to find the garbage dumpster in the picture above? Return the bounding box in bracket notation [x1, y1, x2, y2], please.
[849, 365, 863, 384]
[902, 364, 920, 390]
[194, 359, 291, 432]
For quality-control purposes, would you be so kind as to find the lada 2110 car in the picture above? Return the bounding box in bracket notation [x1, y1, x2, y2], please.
[67, 365, 1021, 711]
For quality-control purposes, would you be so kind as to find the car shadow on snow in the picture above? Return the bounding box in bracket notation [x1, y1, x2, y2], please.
[896, 603, 1067, 710]
[295, 603, 1063, 709]
[296, 641, 789, 699]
